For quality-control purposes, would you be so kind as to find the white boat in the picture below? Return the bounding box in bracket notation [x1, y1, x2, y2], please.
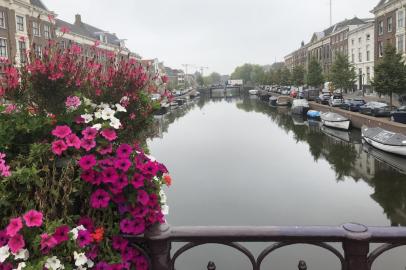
[249, 89, 259, 95]
[362, 126, 406, 156]
[291, 99, 309, 115]
[320, 112, 350, 130]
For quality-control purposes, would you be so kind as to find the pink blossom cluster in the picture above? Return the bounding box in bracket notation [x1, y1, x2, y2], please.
[65, 96, 81, 110]
[0, 153, 10, 177]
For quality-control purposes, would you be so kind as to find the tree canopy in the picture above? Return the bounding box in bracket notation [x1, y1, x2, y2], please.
[330, 52, 356, 93]
[291, 65, 305, 86]
[306, 57, 324, 88]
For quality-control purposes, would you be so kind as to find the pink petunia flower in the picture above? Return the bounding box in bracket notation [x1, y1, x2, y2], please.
[78, 216, 95, 232]
[51, 125, 72, 139]
[131, 174, 145, 188]
[81, 170, 96, 184]
[112, 236, 128, 252]
[79, 155, 97, 170]
[116, 144, 132, 158]
[7, 234, 25, 253]
[53, 225, 70, 244]
[82, 127, 98, 140]
[98, 144, 113, 155]
[6, 217, 23, 237]
[52, 140, 68, 156]
[40, 233, 58, 254]
[90, 189, 110, 209]
[77, 229, 93, 248]
[114, 158, 131, 172]
[137, 190, 150, 206]
[81, 138, 96, 152]
[65, 134, 81, 149]
[100, 129, 117, 142]
[23, 210, 43, 227]
[0, 230, 8, 246]
[65, 96, 81, 109]
[102, 168, 119, 184]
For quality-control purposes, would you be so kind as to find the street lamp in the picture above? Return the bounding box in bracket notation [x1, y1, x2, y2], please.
[362, 73, 365, 96]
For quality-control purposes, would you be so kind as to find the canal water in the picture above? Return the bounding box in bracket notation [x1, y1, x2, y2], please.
[147, 91, 406, 270]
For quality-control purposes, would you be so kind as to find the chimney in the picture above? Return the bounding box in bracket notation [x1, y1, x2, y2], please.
[75, 14, 82, 26]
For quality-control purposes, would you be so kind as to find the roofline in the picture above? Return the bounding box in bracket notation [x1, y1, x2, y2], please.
[55, 29, 122, 51]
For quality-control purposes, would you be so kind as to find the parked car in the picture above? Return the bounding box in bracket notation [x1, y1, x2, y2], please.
[302, 89, 319, 101]
[390, 106, 406, 123]
[329, 94, 344, 107]
[340, 99, 366, 112]
[359, 102, 396, 117]
[316, 93, 331, 105]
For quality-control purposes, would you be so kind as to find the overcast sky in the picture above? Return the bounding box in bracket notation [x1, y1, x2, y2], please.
[42, 0, 378, 75]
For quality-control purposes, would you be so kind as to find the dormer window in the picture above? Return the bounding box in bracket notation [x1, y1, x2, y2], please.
[99, 34, 107, 43]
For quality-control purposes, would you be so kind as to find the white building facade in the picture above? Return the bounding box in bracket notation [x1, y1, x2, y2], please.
[348, 21, 375, 93]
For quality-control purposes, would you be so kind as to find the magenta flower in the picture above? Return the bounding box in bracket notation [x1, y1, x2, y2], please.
[78, 216, 95, 232]
[95, 262, 111, 270]
[112, 236, 128, 252]
[114, 158, 131, 172]
[100, 129, 117, 142]
[119, 219, 134, 234]
[102, 168, 119, 183]
[52, 140, 68, 156]
[98, 144, 113, 155]
[0, 230, 8, 246]
[137, 190, 150, 206]
[86, 245, 99, 260]
[23, 210, 43, 227]
[75, 115, 85, 124]
[53, 225, 70, 244]
[121, 247, 139, 263]
[131, 174, 145, 188]
[139, 161, 159, 177]
[65, 134, 81, 149]
[81, 170, 96, 184]
[82, 127, 98, 140]
[135, 256, 148, 270]
[6, 217, 23, 237]
[7, 234, 25, 253]
[79, 155, 97, 170]
[90, 189, 110, 208]
[81, 138, 96, 151]
[131, 218, 146, 235]
[40, 233, 58, 254]
[51, 125, 72, 139]
[77, 229, 93, 248]
[116, 144, 132, 158]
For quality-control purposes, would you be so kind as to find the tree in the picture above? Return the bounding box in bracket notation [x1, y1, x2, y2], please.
[231, 64, 265, 85]
[209, 72, 222, 84]
[280, 67, 292, 85]
[292, 65, 305, 86]
[372, 45, 406, 106]
[306, 57, 324, 88]
[330, 52, 356, 93]
[195, 72, 204, 87]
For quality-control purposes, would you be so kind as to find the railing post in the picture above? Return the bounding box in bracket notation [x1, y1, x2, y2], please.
[342, 223, 370, 270]
[145, 223, 172, 270]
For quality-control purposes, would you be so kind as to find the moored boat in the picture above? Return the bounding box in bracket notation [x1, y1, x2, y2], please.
[321, 125, 350, 142]
[276, 96, 291, 106]
[307, 110, 321, 118]
[249, 89, 259, 95]
[291, 99, 309, 115]
[320, 112, 350, 130]
[362, 126, 406, 156]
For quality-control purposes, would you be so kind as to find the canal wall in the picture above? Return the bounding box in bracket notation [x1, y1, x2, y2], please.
[309, 102, 406, 135]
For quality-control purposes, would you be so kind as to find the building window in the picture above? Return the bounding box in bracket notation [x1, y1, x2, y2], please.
[351, 39, 354, 45]
[378, 41, 384, 57]
[388, 17, 393, 32]
[44, 25, 51, 39]
[99, 34, 107, 43]
[366, 34, 371, 41]
[0, 11, 6, 28]
[34, 44, 42, 58]
[398, 9, 405, 28]
[398, 35, 404, 53]
[32, 21, 40, 37]
[16, 15, 24, 31]
[366, 67, 371, 84]
[358, 37, 362, 44]
[351, 49, 355, 63]
[0, 38, 7, 58]
[358, 49, 362, 62]
[378, 21, 384, 35]
[18, 40, 26, 63]
[366, 45, 370, 61]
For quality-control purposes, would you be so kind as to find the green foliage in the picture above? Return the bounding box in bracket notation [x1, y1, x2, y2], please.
[231, 64, 265, 85]
[306, 57, 324, 88]
[330, 52, 356, 93]
[280, 67, 292, 86]
[372, 44, 406, 106]
[292, 65, 306, 86]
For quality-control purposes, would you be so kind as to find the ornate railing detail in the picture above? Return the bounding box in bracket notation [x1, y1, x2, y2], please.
[127, 223, 406, 270]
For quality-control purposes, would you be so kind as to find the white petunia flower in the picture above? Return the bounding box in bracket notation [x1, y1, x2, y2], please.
[109, 117, 121, 129]
[115, 104, 127, 112]
[94, 110, 102, 119]
[161, 205, 169, 215]
[70, 225, 86, 240]
[0, 245, 10, 263]
[92, 123, 102, 130]
[159, 190, 167, 204]
[83, 98, 92, 106]
[74, 252, 88, 267]
[99, 103, 110, 110]
[86, 259, 94, 268]
[13, 249, 29, 261]
[76, 266, 87, 270]
[13, 262, 26, 270]
[81, 114, 93, 124]
[101, 108, 115, 120]
[120, 96, 129, 103]
[45, 256, 62, 270]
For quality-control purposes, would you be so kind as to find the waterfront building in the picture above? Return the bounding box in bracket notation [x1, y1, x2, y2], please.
[348, 19, 375, 93]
